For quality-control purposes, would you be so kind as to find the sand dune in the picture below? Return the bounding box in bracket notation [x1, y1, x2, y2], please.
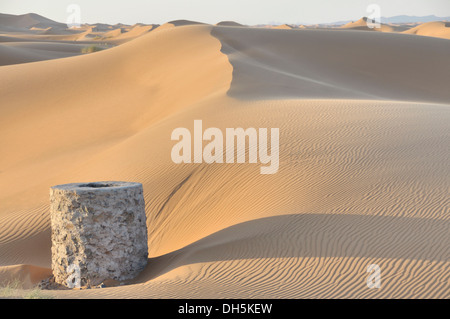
[341, 17, 409, 32]
[216, 21, 245, 27]
[0, 264, 51, 289]
[121, 24, 158, 37]
[0, 41, 94, 66]
[167, 19, 206, 27]
[273, 24, 296, 29]
[212, 26, 450, 103]
[101, 24, 159, 44]
[102, 28, 124, 38]
[340, 17, 450, 40]
[0, 14, 160, 62]
[0, 13, 66, 30]
[403, 21, 450, 39]
[0, 14, 153, 66]
[0, 21, 449, 299]
[341, 17, 382, 30]
[147, 20, 205, 33]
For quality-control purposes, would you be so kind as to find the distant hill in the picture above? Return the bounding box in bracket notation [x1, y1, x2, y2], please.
[0, 13, 67, 29]
[382, 15, 450, 24]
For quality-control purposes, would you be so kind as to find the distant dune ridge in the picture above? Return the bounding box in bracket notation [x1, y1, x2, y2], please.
[0, 13, 158, 65]
[0, 13, 449, 298]
[216, 21, 245, 27]
[403, 21, 450, 39]
[341, 16, 450, 37]
[0, 13, 67, 30]
[1, 12, 449, 66]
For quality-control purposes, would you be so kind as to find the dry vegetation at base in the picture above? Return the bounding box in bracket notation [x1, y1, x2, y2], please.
[0, 279, 54, 299]
[81, 45, 106, 54]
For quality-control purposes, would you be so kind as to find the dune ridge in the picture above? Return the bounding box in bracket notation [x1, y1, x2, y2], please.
[403, 21, 450, 39]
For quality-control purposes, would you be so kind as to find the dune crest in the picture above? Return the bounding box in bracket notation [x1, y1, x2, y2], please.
[0, 13, 66, 30]
[216, 21, 245, 27]
[403, 21, 450, 39]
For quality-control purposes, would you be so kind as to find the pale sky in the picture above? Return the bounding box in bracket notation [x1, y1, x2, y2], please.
[1, 0, 450, 25]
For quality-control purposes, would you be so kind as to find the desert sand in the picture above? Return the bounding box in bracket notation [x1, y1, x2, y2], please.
[403, 21, 450, 39]
[0, 14, 449, 298]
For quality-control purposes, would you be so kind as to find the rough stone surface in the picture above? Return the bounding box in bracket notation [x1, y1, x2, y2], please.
[50, 181, 148, 287]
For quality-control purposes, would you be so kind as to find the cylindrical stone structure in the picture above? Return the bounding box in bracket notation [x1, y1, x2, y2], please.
[50, 181, 148, 287]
